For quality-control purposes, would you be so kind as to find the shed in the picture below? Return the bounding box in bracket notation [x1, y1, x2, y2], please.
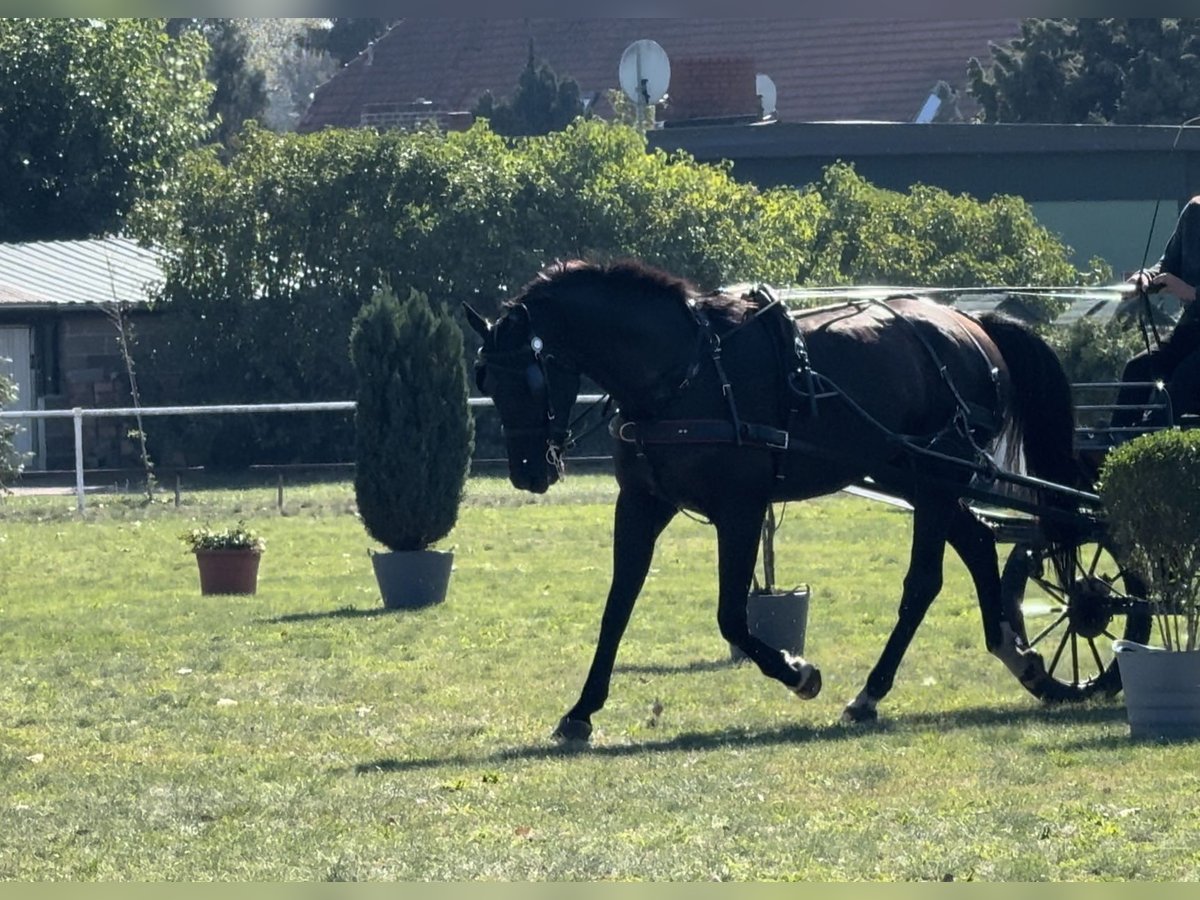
[0, 237, 165, 470]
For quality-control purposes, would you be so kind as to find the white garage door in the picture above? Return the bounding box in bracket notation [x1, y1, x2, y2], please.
[0, 326, 34, 462]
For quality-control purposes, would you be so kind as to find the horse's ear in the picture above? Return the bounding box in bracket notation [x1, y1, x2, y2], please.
[462, 303, 490, 339]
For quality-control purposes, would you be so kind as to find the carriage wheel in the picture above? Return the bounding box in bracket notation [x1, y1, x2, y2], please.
[999, 539, 1152, 702]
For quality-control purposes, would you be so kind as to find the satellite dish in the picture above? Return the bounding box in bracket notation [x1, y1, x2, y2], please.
[756, 73, 777, 118]
[619, 39, 671, 107]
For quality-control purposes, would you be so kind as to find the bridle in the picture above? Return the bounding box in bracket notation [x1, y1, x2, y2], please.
[475, 305, 580, 476]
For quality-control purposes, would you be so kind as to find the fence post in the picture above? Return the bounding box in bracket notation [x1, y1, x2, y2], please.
[73, 408, 85, 513]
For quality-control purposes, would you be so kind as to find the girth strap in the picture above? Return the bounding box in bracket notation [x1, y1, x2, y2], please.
[616, 418, 790, 450]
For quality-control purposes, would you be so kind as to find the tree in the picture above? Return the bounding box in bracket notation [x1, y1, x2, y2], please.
[305, 18, 393, 67]
[968, 18, 1200, 124]
[474, 46, 586, 137]
[199, 19, 269, 150]
[238, 18, 338, 132]
[0, 18, 213, 241]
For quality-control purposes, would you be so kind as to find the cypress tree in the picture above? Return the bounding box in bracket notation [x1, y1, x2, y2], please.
[350, 286, 474, 552]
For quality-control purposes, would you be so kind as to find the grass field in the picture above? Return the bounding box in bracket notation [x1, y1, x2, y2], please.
[2, 473, 1199, 881]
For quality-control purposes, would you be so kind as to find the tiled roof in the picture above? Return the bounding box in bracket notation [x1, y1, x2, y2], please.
[0, 237, 165, 309]
[300, 18, 1023, 132]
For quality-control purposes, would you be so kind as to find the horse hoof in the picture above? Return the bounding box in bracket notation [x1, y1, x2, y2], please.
[841, 702, 878, 725]
[552, 716, 592, 744]
[792, 666, 822, 700]
[784, 653, 822, 700]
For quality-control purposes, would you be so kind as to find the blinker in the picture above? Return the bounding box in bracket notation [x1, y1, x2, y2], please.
[526, 362, 546, 397]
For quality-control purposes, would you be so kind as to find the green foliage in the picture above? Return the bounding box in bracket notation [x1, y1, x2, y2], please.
[350, 287, 474, 552]
[197, 19, 269, 151]
[1041, 316, 1145, 383]
[969, 18, 1200, 124]
[1100, 429, 1200, 649]
[180, 519, 265, 552]
[305, 17, 393, 66]
[516, 119, 826, 287]
[0, 366, 23, 488]
[474, 47, 586, 137]
[799, 163, 1083, 318]
[0, 18, 213, 241]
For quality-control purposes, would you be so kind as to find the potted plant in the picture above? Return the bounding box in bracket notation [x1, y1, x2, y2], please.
[349, 285, 474, 609]
[730, 504, 810, 662]
[181, 520, 265, 595]
[1101, 428, 1200, 738]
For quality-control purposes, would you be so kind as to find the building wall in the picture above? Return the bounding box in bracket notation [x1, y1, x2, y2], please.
[39, 311, 145, 471]
[1029, 199, 1179, 276]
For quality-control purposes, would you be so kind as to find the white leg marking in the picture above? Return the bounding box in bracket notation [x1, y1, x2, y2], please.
[784, 652, 817, 697]
[993, 621, 1036, 679]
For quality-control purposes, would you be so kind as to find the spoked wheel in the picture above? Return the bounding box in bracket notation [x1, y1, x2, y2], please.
[999, 539, 1152, 702]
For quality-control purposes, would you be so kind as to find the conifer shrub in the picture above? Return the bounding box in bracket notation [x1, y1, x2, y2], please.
[350, 286, 474, 552]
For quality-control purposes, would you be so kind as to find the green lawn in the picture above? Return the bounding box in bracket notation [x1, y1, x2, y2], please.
[1, 474, 1198, 881]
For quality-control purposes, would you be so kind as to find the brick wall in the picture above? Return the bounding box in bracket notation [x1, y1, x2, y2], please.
[660, 57, 760, 123]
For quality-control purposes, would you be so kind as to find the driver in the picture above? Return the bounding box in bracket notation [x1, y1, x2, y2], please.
[1111, 195, 1200, 430]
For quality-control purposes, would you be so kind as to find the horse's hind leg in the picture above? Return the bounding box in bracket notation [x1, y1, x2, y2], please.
[716, 507, 822, 699]
[553, 485, 677, 744]
[943, 506, 1045, 688]
[842, 494, 952, 724]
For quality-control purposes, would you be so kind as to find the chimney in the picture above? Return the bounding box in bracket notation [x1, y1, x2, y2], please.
[660, 57, 759, 124]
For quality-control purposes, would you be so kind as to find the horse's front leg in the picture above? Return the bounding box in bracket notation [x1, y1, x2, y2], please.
[716, 507, 822, 700]
[553, 485, 677, 744]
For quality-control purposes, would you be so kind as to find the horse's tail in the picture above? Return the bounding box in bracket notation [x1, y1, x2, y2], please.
[976, 310, 1084, 495]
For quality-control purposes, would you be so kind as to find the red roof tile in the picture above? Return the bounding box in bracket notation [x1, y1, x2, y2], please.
[300, 18, 1022, 132]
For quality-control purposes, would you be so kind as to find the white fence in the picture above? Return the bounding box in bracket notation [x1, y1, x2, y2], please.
[0, 397, 604, 512]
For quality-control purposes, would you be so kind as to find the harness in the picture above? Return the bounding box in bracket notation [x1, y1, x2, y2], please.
[617, 294, 1004, 474]
[474, 316, 578, 477]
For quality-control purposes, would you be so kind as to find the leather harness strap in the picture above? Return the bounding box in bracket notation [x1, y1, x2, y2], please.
[616, 418, 791, 450]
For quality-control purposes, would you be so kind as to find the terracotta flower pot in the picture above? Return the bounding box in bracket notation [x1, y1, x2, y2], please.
[194, 549, 262, 595]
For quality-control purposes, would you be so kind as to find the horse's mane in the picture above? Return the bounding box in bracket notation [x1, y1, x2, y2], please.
[511, 259, 757, 325]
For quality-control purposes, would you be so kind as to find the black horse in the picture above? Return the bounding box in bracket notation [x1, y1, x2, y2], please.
[467, 259, 1082, 742]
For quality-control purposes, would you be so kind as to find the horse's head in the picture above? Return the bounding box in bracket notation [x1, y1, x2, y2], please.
[465, 301, 581, 494]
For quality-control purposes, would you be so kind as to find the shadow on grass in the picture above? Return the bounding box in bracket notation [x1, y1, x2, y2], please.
[899, 700, 1129, 731]
[261, 605, 397, 624]
[614, 658, 738, 675]
[350, 720, 863, 775]
[348, 699, 1133, 776]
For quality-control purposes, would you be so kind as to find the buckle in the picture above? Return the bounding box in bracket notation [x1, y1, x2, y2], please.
[767, 430, 790, 450]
